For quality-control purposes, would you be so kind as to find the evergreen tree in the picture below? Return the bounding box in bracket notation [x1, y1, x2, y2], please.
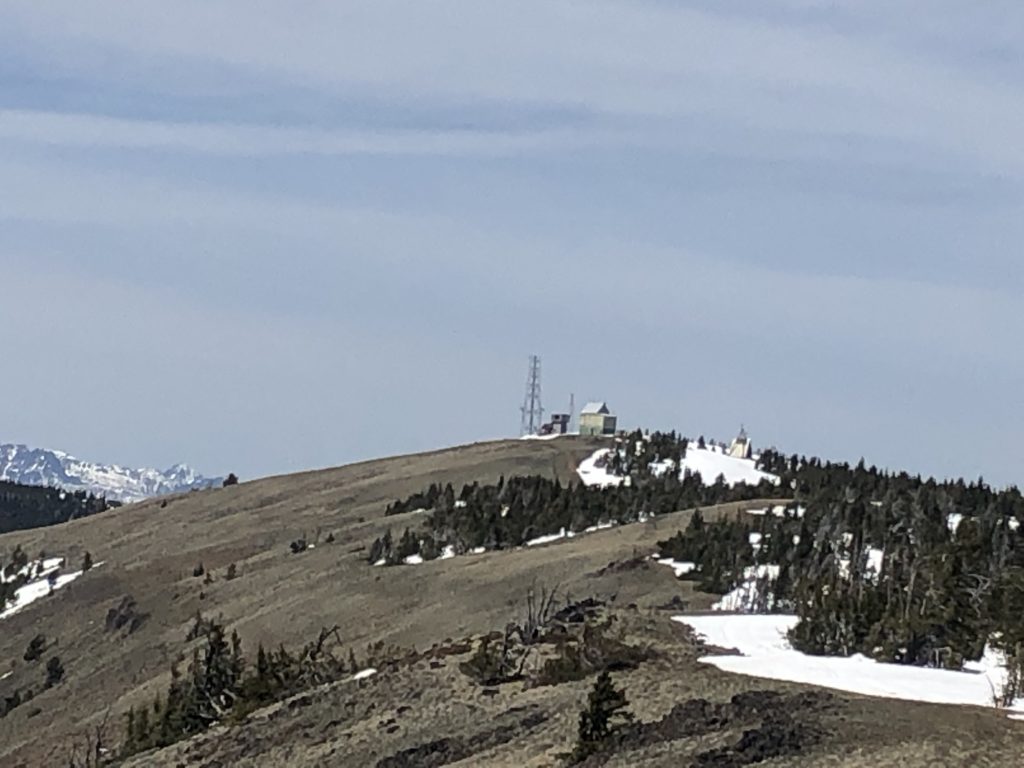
[571, 670, 633, 762]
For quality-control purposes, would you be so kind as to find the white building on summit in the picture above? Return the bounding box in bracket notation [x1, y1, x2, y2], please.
[728, 427, 753, 459]
[579, 402, 617, 436]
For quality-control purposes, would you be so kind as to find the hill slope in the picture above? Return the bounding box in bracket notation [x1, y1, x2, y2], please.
[0, 436, 1020, 767]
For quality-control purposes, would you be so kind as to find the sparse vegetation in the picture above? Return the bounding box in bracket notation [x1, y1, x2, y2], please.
[105, 596, 149, 635]
[121, 619, 368, 758]
[23, 634, 47, 662]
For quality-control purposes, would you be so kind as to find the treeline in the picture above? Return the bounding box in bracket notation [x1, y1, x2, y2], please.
[369, 469, 783, 565]
[372, 429, 1024, 704]
[0, 480, 110, 535]
[658, 447, 1024, 703]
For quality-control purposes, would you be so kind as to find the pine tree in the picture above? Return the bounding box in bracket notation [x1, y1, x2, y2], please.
[571, 670, 633, 762]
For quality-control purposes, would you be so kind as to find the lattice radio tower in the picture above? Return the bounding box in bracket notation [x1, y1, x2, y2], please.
[520, 354, 544, 436]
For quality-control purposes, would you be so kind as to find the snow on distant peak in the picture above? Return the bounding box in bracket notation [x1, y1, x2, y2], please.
[0, 442, 221, 503]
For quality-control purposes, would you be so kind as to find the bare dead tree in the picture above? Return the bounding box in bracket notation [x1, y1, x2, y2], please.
[63, 709, 111, 768]
[514, 581, 561, 645]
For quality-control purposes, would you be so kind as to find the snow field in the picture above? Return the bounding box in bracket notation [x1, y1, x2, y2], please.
[578, 445, 779, 491]
[674, 614, 1024, 719]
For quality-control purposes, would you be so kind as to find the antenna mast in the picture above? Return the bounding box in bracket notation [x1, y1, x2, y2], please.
[520, 355, 544, 436]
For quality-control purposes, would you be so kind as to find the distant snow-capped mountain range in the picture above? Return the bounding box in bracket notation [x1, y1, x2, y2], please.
[0, 443, 221, 503]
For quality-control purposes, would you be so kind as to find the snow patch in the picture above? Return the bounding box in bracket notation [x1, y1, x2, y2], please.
[712, 564, 780, 612]
[352, 668, 377, 681]
[575, 449, 625, 489]
[578, 444, 779, 490]
[653, 556, 696, 578]
[675, 614, 1024, 717]
[526, 527, 575, 547]
[402, 554, 424, 565]
[748, 504, 805, 519]
[1, 558, 88, 620]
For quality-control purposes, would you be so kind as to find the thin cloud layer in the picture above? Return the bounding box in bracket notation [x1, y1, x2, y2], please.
[1, 2, 1022, 484]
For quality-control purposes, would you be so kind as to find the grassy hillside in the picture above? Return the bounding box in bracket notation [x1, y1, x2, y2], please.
[0, 436, 1020, 767]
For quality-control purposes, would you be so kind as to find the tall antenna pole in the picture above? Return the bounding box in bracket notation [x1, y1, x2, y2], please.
[520, 355, 544, 436]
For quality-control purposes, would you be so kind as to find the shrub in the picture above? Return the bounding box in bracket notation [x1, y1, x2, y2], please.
[23, 634, 46, 663]
[106, 596, 149, 635]
[44, 656, 65, 688]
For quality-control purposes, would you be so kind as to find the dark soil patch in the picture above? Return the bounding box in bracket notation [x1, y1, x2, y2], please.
[375, 708, 548, 768]
[615, 690, 834, 766]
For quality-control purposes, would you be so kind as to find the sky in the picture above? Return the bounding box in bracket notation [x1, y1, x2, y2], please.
[2, 1, 1023, 485]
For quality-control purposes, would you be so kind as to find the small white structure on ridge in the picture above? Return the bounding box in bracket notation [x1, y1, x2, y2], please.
[728, 426, 752, 459]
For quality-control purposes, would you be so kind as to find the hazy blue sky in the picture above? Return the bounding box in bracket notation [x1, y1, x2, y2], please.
[2, 2, 1023, 484]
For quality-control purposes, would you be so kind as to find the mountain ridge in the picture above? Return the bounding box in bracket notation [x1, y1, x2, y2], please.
[0, 442, 220, 503]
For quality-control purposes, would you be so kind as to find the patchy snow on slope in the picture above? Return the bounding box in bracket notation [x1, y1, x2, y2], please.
[674, 614, 1024, 717]
[838, 547, 885, 579]
[1, 557, 86, 620]
[576, 449, 626, 488]
[1, 557, 64, 584]
[948, 513, 964, 533]
[402, 554, 424, 565]
[748, 504, 805, 518]
[674, 444, 780, 488]
[653, 556, 696, 578]
[749, 532, 763, 554]
[578, 443, 778, 490]
[439, 545, 456, 560]
[583, 521, 616, 534]
[352, 668, 377, 681]
[713, 564, 780, 611]
[526, 527, 575, 547]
